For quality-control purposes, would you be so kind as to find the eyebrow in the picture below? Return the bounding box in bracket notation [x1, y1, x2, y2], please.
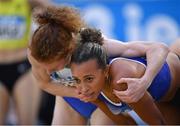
[83, 75, 95, 79]
[72, 74, 95, 79]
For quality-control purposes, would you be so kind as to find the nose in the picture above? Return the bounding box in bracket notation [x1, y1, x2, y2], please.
[81, 86, 89, 94]
[76, 84, 90, 94]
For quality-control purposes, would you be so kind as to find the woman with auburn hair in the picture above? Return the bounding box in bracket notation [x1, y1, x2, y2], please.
[68, 28, 180, 124]
[28, 5, 169, 125]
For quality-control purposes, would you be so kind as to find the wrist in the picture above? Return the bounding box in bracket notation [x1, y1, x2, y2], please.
[141, 75, 153, 89]
[63, 86, 78, 98]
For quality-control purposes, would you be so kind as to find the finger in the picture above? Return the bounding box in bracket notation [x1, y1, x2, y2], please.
[115, 93, 137, 103]
[113, 89, 129, 96]
[78, 93, 91, 100]
[114, 94, 130, 102]
[80, 96, 92, 102]
[81, 93, 97, 102]
[75, 89, 81, 94]
[83, 98, 95, 102]
[116, 78, 130, 84]
[80, 97, 88, 102]
[82, 97, 91, 102]
[77, 94, 86, 99]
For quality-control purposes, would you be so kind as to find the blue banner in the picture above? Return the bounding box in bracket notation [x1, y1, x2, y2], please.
[53, 0, 180, 45]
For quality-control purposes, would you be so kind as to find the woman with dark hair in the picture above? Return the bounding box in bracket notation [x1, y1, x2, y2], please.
[68, 28, 180, 125]
[27, 5, 170, 125]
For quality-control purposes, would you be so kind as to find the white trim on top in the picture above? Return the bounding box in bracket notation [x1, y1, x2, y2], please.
[109, 57, 147, 68]
[100, 92, 122, 106]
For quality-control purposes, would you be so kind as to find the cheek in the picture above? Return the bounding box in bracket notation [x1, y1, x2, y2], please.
[99, 78, 106, 90]
[93, 77, 105, 92]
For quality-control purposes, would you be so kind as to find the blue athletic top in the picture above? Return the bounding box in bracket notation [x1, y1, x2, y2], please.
[63, 97, 97, 118]
[62, 57, 171, 118]
[108, 57, 171, 101]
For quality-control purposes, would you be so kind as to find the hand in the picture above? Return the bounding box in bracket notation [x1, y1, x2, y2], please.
[77, 93, 98, 102]
[113, 78, 148, 103]
[27, 49, 50, 84]
[75, 87, 98, 102]
[27, 49, 41, 68]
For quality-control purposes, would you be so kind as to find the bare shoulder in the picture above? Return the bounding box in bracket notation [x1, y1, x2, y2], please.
[108, 58, 149, 103]
[109, 58, 146, 82]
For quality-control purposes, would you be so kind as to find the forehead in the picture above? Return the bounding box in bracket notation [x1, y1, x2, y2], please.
[71, 59, 100, 75]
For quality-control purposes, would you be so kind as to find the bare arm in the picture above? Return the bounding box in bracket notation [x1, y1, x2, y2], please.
[111, 60, 166, 124]
[31, 66, 77, 97]
[27, 49, 78, 97]
[103, 38, 169, 102]
[128, 92, 166, 124]
[92, 99, 136, 125]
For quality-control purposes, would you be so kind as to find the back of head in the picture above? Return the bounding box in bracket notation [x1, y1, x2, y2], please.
[71, 28, 107, 69]
[29, 5, 84, 63]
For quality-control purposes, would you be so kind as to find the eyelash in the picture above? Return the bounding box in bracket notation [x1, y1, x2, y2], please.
[73, 77, 94, 84]
[86, 77, 93, 82]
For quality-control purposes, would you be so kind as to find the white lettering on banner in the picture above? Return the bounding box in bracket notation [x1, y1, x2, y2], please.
[57, 2, 180, 44]
[83, 4, 115, 38]
[123, 3, 179, 44]
[122, 3, 142, 41]
[146, 15, 179, 45]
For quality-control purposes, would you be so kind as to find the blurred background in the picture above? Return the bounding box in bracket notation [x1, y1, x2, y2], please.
[0, 0, 180, 125]
[53, 0, 180, 45]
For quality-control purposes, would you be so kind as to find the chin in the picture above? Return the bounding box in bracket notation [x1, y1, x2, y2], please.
[93, 92, 100, 99]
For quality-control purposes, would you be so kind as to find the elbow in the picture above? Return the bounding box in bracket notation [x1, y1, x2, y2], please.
[161, 43, 169, 52]
[156, 43, 170, 54]
[150, 42, 170, 56]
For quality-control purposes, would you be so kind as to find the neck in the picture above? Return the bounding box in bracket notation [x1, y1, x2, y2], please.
[102, 78, 121, 103]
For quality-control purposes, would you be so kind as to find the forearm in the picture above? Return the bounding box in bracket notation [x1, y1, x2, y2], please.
[142, 43, 169, 88]
[128, 92, 166, 124]
[32, 67, 77, 97]
[104, 39, 169, 89]
[103, 38, 124, 57]
[38, 80, 77, 97]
